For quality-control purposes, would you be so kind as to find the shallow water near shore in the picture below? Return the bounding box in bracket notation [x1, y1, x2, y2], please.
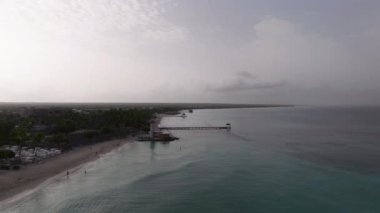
[2, 107, 380, 212]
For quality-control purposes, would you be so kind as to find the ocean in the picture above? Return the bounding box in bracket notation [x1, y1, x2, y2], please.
[2, 106, 380, 213]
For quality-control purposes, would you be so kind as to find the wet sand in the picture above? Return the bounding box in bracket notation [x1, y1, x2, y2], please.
[0, 138, 132, 202]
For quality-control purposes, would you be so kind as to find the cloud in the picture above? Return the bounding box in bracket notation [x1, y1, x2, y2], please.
[1, 1, 380, 105]
[235, 71, 256, 79]
[143, 25, 188, 42]
[241, 17, 344, 83]
[207, 71, 286, 93]
[0, 0, 187, 44]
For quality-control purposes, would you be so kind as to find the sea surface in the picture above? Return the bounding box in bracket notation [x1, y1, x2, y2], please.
[2, 106, 380, 213]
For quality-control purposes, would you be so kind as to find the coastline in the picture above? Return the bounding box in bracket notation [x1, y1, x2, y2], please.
[0, 138, 132, 203]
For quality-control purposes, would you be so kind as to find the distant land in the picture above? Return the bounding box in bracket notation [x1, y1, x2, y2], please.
[0, 102, 293, 110]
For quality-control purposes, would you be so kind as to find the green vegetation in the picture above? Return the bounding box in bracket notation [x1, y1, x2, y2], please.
[0, 107, 171, 150]
[0, 150, 15, 160]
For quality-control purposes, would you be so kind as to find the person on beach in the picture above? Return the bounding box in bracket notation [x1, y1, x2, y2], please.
[66, 171, 69, 178]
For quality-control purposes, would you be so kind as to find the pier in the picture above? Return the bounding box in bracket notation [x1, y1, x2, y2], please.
[159, 124, 231, 131]
[138, 118, 231, 142]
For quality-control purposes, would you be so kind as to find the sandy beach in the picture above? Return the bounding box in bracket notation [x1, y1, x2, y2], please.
[0, 138, 132, 202]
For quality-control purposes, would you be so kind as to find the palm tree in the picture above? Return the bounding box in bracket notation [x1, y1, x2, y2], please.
[32, 133, 45, 162]
[11, 125, 29, 163]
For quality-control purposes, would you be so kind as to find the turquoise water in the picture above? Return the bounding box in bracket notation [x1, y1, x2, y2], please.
[2, 107, 380, 212]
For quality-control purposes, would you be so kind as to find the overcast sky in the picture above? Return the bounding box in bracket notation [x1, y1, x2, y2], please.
[0, 0, 379, 105]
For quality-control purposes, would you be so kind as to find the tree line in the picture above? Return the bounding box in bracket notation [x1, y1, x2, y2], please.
[0, 107, 175, 153]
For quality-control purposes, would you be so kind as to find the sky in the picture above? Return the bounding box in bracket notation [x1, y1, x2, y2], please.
[0, 0, 379, 105]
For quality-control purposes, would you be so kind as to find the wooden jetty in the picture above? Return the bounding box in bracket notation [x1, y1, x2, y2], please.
[138, 120, 231, 142]
[159, 124, 231, 131]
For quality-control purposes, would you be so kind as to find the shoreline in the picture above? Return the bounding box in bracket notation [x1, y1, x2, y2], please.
[0, 138, 132, 203]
